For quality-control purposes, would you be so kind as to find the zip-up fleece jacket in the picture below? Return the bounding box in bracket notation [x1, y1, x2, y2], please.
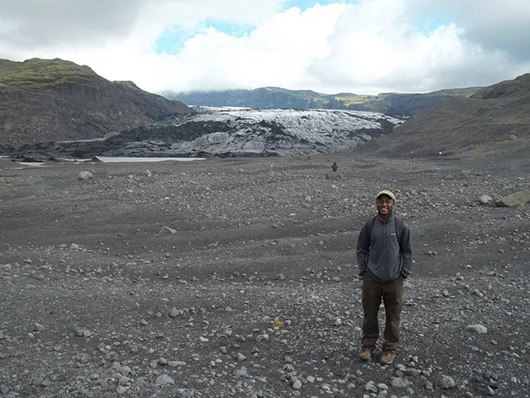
[356, 212, 413, 283]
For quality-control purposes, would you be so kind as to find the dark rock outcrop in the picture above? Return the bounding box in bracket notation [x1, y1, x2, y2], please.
[0, 58, 193, 144]
[472, 73, 530, 101]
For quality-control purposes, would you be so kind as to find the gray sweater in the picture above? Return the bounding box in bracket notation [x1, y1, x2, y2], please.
[356, 212, 413, 283]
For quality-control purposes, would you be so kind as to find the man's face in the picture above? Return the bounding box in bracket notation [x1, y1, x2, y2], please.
[376, 195, 395, 217]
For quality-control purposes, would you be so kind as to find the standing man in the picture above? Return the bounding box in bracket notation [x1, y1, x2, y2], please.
[356, 190, 413, 364]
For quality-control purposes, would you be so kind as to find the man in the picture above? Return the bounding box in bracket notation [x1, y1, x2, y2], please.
[356, 190, 413, 364]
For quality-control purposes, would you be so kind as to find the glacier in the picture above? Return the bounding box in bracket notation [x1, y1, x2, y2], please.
[108, 106, 405, 157]
[6, 107, 405, 159]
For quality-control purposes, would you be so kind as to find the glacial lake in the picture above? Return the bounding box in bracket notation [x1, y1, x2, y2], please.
[3, 156, 206, 167]
[94, 157, 205, 163]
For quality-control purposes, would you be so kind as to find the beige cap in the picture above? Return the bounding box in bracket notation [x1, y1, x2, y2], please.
[376, 190, 396, 201]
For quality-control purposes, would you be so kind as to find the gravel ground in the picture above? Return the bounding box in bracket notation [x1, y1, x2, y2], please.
[1, 154, 529, 398]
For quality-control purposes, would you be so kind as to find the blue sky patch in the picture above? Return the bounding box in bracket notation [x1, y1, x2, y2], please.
[203, 19, 254, 37]
[283, 0, 359, 12]
[155, 27, 193, 54]
[416, 14, 452, 35]
[155, 20, 254, 54]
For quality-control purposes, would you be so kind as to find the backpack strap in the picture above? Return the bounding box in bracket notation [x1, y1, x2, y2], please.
[365, 215, 377, 240]
[394, 216, 404, 251]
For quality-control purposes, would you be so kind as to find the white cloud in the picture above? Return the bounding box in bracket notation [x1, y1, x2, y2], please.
[307, 0, 530, 93]
[0, 0, 141, 50]
[0, 0, 529, 95]
[153, 4, 347, 92]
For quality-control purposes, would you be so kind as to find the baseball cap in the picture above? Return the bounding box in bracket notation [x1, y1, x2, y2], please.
[376, 190, 396, 201]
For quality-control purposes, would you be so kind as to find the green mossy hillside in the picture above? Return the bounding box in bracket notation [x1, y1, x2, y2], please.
[0, 58, 97, 90]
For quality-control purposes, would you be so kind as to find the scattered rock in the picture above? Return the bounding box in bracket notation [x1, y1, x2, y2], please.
[168, 361, 187, 367]
[2, 154, 530, 398]
[292, 379, 302, 390]
[176, 389, 195, 398]
[467, 324, 488, 334]
[159, 226, 177, 235]
[74, 327, 92, 337]
[437, 375, 456, 389]
[479, 194, 493, 205]
[33, 322, 45, 332]
[78, 171, 94, 180]
[364, 381, 378, 393]
[233, 367, 248, 377]
[169, 308, 182, 318]
[155, 374, 175, 386]
[391, 377, 410, 388]
[325, 171, 343, 180]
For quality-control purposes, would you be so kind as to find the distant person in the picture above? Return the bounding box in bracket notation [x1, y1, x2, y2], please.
[325, 162, 343, 179]
[356, 190, 413, 364]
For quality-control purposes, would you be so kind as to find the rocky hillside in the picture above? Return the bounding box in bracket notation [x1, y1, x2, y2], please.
[472, 73, 530, 101]
[357, 73, 530, 161]
[166, 86, 480, 117]
[0, 58, 192, 145]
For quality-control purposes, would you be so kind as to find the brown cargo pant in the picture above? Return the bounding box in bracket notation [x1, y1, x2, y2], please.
[361, 273, 404, 353]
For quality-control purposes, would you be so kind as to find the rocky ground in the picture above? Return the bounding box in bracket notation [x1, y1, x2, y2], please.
[1, 153, 529, 398]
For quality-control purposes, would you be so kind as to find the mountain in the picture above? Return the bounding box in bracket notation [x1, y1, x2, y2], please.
[357, 73, 530, 161]
[3, 57, 527, 162]
[0, 58, 192, 145]
[165, 86, 480, 116]
[8, 107, 404, 159]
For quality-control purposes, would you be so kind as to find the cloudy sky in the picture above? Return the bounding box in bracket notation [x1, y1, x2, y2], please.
[1, 0, 529, 95]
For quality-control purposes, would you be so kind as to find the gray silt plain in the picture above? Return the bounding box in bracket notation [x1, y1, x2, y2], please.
[1, 153, 529, 397]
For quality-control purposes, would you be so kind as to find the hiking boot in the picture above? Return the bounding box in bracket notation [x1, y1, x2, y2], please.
[380, 352, 395, 365]
[358, 349, 373, 361]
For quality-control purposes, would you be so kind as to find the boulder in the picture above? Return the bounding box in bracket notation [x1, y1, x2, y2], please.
[78, 171, 94, 180]
[325, 171, 343, 180]
[436, 375, 456, 389]
[466, 324, 487, 334]
[159, 226, 177, 235]
[495, 190, 530, 207]
[155, 374, 174, 386]
[391, 377, 410, 388]
[479, 195, 493, 205]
